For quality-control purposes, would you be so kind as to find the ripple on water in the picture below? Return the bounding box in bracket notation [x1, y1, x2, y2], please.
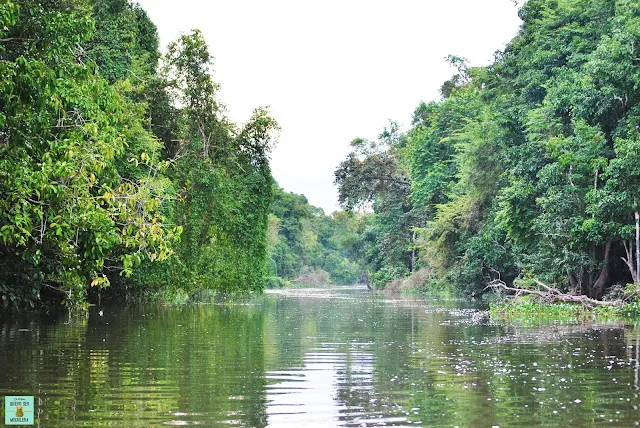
[1, 289, 640, 426]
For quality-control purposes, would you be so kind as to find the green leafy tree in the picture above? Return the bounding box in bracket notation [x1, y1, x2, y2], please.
[139, 31, 278, 295]
[337, 0, 640, 299]
[266, 186, 360, 286]
[335, 123, 417, 287]
[0, 0, 178, 307]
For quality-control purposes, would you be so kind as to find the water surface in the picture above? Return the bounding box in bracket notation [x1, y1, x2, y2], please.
[1, 286, 639, 427]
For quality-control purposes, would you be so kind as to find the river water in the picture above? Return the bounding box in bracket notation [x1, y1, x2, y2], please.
[1, 286, 639, 427]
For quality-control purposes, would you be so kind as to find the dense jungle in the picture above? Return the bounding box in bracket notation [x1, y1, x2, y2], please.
[1, 0, 640, 310]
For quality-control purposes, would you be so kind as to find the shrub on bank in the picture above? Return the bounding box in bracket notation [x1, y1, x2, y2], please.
[490, 293, 640, 322]
[266, 276, 289, 289]
[383, 268, 432, 293]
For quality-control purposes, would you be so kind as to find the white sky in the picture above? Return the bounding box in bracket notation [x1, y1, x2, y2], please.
[136, 0, 523, 214]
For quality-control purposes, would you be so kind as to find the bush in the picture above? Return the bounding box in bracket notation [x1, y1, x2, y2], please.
[383, 268, 433, 293]
[292, 268, 331, 286]
[371, 266, 408, 289]
[265, 276, 289, 289]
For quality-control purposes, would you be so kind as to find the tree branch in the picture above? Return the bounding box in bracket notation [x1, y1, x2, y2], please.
[0, 38, 33, 43]
[485, 279, 623, 307]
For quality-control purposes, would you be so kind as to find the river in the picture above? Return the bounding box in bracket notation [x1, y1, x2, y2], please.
[1, 286, 639, 427]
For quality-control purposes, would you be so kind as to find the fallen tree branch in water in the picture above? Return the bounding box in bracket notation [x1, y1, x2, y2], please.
[484, 279, 624, 308]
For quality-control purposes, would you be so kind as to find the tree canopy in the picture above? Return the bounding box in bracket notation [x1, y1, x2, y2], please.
[0, 0, 278, 307]
[335, 0, 640, 298]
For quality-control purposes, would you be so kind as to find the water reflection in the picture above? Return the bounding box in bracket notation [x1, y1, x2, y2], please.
[265, 342, 378, 427]
[0, 287, 639, 426]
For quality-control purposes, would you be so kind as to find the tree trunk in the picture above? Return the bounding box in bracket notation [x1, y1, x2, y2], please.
[623, 212, 640, 284]
[634, 210, 640, 282]
[486, 279, 624, 307]
[579, 267, 587, 296]
[410, 231, 416, 273]
[567, 269, 578, 295]
[588, 243, 595, 293]
[622, 240, 638, 283]
[592, 239, 612, 300]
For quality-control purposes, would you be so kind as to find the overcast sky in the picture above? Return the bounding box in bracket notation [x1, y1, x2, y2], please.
[137, 0, 523, 214]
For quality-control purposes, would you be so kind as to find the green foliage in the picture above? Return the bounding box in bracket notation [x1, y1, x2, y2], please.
[489, 294, 640, 322]
[87, 0, 159, 83]
[490, 295, 594, 321]
[136, 31, 278, 296]
[490, 0, 640, 298]
[5, 0, 640, 308]
[334, 123, 419, 287]
[0, 2, 277, 307]
[0, 0, 177, 308]
[371, 266, 409, 289]
[335, 0, 640, 301]
[266, 186, 361, 287]
[265, 276, 289, 289]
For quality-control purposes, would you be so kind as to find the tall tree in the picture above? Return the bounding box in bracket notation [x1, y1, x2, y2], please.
[0, 0, 177, 307]
[140, 31, 278, 295]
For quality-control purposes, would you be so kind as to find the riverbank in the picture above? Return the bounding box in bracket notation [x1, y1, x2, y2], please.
[489, 294, 640, 323]
[380, 271, 640, 323]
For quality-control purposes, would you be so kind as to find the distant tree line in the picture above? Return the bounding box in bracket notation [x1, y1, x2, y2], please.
[266, 185, 363, 288]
